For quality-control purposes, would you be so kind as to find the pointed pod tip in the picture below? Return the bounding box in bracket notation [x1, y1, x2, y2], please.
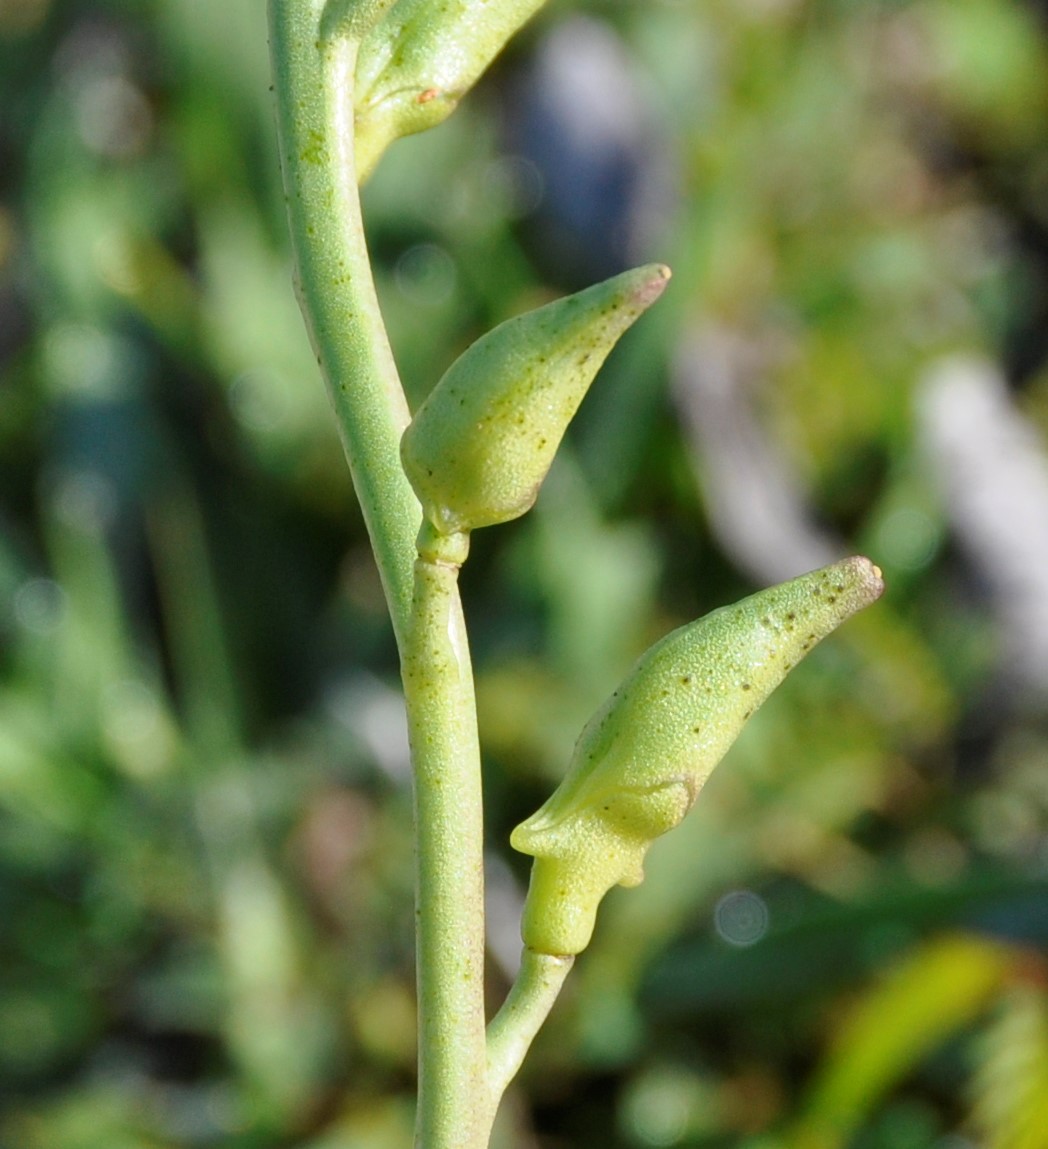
[841, 554, 885, 606]
[629, 263, 672, 310]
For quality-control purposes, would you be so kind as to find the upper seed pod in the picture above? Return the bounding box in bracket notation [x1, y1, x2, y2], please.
[401, 264, 670, 537]
[511, 557, 885, 955]
[354, 0, 549, 180]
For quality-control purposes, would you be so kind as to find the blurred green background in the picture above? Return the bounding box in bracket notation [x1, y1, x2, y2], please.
[3, 1, 1048, 1146]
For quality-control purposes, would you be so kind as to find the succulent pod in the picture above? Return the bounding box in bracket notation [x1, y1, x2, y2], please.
[354, 0, 549, 180]
[322, 0, 400, 41]
[401, 264, 670, 537]
[511, 556, 885, 956]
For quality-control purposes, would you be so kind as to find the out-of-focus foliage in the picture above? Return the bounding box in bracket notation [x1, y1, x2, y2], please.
[1, 1, 1047, 1147]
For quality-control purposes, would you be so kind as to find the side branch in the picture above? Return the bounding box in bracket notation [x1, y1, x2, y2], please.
[486, 949, 574, 1109]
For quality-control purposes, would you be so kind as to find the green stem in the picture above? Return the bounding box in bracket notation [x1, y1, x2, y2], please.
[486, 949, 574, 1107]
[404, 525, 488, 1149]
[270, 7, 573, 1142]
[268, 0, 419, 650]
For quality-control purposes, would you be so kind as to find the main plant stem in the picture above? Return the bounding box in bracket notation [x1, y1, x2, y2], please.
[270, 9, 489, 1145]
[268, 0, 418, 648]
[405, 526, 488, 1148]
[269, 6, 573, 1145]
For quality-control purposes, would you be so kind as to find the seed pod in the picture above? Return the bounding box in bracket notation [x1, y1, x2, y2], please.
[401, 264, 670, 537]
[511, 556, 884, 955]
[354, 0, 549, 180]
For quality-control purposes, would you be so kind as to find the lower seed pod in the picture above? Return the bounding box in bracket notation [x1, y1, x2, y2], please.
[511, 556, 884, 955]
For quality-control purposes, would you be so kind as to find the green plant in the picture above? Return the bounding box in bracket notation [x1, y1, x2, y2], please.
[267, 3, 883, 1148]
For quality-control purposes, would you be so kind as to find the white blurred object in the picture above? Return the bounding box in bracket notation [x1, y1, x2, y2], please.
[506, 15, 674, 278]
[325, 672, 412, 782]
[325, 673, 528, 975]
[484, 851, 526, 980]
[672, 326, 841, 585]
[918, 355, 1048, 700]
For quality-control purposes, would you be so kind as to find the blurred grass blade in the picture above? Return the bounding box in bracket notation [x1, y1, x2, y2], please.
[147, 481, 243, 762]
[787, 934, 1015, 1149]
[970, 984, 1048, 1149]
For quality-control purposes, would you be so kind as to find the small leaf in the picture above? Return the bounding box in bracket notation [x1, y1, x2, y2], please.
[354, 0, 550, 179]
[400, 264, 670, 537]
[511, 557, 885, 956]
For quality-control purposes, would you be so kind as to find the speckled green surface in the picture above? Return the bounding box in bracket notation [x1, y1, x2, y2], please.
[401, 265, 670, 535]
[512, 557, 885, 955]
[354, 0, 550, 178]
[269, 3, 420, 648]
